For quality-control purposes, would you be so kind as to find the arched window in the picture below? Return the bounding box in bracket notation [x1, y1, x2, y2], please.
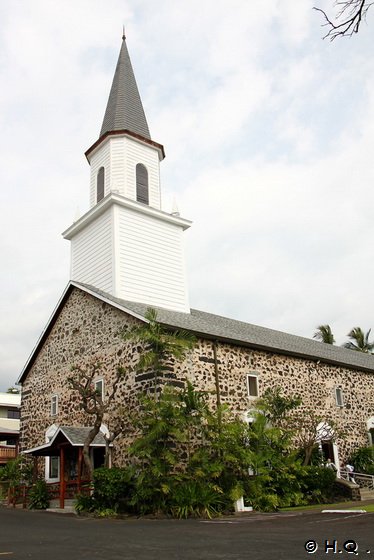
[97, 167, 105, 203]
[136, 163, 149, 205]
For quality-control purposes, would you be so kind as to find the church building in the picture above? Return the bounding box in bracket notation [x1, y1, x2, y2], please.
[18, 35, 374, 496]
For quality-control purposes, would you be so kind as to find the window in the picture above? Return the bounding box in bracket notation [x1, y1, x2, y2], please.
[97, 167, 105, 202]
[49, 456, 59, 480]
[136, 163, 149, 205]
[369, 428, 374, 446]
[95, 379, 104, 400]
[7, 408, 20, 419]
[335, 387, 344, 407]
[51, 395, 58, 416]
[246, 374, 259, 398]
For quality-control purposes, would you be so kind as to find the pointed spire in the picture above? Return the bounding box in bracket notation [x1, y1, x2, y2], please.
[100, 34, 151, 140]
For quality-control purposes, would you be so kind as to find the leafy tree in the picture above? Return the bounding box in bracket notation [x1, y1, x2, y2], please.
[291, 413, 342, 466]
[121, 308, 195, 397]
[313, 325, 335, 345]
[255, 387, 302, 424]
[343, 327, 374, 353]
[314, 0, 373, 40]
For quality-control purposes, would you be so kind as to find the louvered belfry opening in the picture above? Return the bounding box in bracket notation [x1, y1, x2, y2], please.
[97, 167, 105, 202]
[136, 163, 149, 205]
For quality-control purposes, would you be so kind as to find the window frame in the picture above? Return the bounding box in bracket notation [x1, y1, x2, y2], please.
[136, 163, 149, 205]
[94, 379, 104, 401]
[48, 456, 59, 481]
[7, 408, 20, 419]
[246, 373, 259, 399]
[50, 394, 58, 417]
[335, 386, 344, 408]
[97, 166, 105, 203]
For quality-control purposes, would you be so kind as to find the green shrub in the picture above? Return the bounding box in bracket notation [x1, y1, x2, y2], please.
[348, 446, 374, 475]
[169, 479, 225, 519]
[28, 479, 49, 510]
[74, 493, 95, 514]
[92, 467, 135, 513]
[300, 465, 336, 503]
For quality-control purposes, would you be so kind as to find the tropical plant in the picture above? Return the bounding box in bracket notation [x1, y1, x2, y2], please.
[0, 456, 33, 487]
[74, 492, 95, 514]
[122, 308, 195, 395]
[313, 325, 335, 345]
[343, 327, 374, 353]
[28, 479, 49, 509]
[348, 445, 374, 475]
[169, 479, 225, 519]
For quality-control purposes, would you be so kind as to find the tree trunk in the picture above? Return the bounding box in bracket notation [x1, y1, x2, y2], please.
[82, 417, 102, 480]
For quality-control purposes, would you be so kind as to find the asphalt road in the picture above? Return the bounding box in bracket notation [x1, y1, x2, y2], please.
[0, 506, 373, 559]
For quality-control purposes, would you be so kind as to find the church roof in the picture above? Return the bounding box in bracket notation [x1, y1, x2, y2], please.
[99, 35, 151, 140]
[17, 281, 374, 383]
[18, 281, 374, 384]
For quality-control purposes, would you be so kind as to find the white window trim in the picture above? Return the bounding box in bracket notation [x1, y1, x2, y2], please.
[95, 379, 104, 400]
[335, 387, 344, 408]
[246, 373, 259, 399]
[51, 394, 58, 417]
[46, 456, 60, 483]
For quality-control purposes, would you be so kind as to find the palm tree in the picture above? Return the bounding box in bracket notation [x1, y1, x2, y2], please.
[122, 308, 196, 392]
[313, 325, 335, 344]
[343, 327, 374, 353]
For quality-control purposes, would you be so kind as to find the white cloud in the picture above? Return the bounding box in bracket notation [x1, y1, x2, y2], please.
[1, 0, 374, 389]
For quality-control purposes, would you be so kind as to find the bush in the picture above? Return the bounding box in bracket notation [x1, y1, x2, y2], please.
[28, 479, 49, 510]
[74, 493, 95, 514]
[348, 446, 374, 475]
[300, 465, 336, 504]
[92, 467, 135, 513]
[169, 479, 226, 519]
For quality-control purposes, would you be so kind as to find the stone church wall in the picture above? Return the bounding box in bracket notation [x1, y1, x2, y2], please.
[20, 287, 374, 468]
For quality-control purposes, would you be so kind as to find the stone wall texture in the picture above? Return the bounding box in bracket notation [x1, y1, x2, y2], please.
[20, 287, 374, 469]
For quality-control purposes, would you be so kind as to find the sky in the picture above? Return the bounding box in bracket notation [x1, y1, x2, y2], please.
[1, 0, 374, 390]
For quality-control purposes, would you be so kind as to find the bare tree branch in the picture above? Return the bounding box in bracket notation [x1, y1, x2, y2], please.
[314, 0, 373, 40]
[67, 359, 127, 478]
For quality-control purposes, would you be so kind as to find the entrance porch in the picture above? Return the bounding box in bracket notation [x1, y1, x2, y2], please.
[22, 426, 108, 509]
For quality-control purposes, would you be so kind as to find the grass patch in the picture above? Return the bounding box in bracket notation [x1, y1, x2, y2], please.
[349, 504, 374, 512]
[280, 501, 351, 512]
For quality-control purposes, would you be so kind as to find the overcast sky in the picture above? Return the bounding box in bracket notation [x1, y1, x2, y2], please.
[1, 0, 374, 390]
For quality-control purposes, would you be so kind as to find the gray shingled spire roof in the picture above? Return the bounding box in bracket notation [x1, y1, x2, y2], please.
[100, 34, 151, 139]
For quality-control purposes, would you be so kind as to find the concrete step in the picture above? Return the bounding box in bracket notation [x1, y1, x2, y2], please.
[48, 498, 76, 511]
[359, 489, 374, 500]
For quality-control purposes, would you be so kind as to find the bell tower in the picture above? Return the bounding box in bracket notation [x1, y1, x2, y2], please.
[63, 34, 191, 313]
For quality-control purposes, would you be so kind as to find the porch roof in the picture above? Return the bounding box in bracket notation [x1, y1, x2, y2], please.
[22, 426, 108, 456]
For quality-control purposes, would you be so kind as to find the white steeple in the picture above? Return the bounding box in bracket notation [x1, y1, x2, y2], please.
[63, 35, 191, 313]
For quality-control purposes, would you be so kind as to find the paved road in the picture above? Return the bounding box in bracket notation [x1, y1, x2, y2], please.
[0, 507, 373, 559]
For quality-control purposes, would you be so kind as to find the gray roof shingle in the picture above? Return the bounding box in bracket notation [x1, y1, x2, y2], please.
[60, 426, 106, 446]
[100, 36, 150, 139]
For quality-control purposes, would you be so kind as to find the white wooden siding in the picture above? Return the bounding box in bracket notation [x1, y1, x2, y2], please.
[122, 137, 161, 209]
[89, 136, 161, 210]
[110, 137, 126, 196]
[71, 208, 113, 293]
[117, 205, 189, 312]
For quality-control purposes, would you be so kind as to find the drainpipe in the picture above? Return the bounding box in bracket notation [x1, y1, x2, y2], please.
[213, 341, 221, 409]
[213, 341, 222, 437]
